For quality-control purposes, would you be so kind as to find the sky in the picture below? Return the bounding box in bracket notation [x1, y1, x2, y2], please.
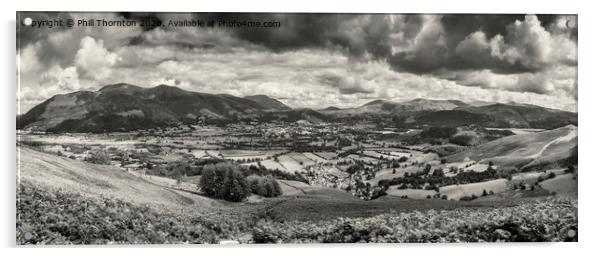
[17, 13, 578, 113]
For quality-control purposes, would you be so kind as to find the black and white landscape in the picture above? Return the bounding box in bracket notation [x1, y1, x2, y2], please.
[16, 12, 578, 244]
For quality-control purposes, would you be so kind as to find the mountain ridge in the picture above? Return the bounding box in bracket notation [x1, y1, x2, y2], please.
[18, 84, 577, 132]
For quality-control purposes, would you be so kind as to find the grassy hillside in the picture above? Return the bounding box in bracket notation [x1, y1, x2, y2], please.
[445, 125, 577, 170]
[17, 147, 220, 213]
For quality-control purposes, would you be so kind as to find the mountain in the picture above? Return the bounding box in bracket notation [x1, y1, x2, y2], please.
[244, 95, 291, 111]
[17, 83, 293, 132]
[319, 98, 469, 117]
[401, 103, 577, 129]
[445, 125, 577, 170]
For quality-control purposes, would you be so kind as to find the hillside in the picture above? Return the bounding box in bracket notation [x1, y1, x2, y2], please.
[244, 95, 291, 111]
[320, 99, 576, 129]
[17, 84, 290, 132]
[403, 103, 577, 129]
[17, 146, 220, 212]
[445, 125, 577, 170]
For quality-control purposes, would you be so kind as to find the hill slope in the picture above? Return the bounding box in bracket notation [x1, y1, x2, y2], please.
[17, 146, 220, 212]
[399, 103, 577, 129]
[445, 125, 577, 170]
[244, 95, 291, 111]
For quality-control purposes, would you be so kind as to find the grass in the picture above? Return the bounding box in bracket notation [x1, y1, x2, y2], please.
[439, 179, 510, 200]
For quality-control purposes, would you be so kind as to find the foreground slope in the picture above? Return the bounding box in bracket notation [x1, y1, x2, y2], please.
[17, 146, 220, 212]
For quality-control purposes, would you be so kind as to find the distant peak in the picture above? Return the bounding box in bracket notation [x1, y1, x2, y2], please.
[323, 106, 341, 111]
[99, 83, 142, 91]
[363, 99, 388, 106]
[154, 84, 179, 89]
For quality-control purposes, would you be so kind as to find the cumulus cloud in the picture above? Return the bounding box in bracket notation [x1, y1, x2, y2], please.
[75, 36, 119, 80]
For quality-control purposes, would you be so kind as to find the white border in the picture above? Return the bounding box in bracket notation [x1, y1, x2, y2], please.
[2, 1, 600, 255]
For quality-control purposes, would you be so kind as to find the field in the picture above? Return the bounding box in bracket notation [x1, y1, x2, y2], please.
[385, 188, 437, 199]
[541, 174, 578, 195]
[439, 179, 511, 200]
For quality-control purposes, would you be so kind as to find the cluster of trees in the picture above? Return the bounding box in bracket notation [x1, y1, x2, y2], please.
[246, 175, 282, 197]
[345, 162, 376, 180]
[378, 165, 499, 191]
[351, 180, 387, 200]
[244, 164, 309, 183]
[198, 163, 284, 202]
[198, 163, 251, 202]
[292, 143, 337, 152]
[147, 161, 194, 179]
[234, 157, 265, 164]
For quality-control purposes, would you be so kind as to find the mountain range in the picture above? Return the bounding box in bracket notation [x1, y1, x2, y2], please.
[17, 83, 578, 132]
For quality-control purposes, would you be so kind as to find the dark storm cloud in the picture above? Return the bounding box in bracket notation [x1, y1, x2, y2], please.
[389, 14, 577, 74]
[17, 12, 72, 47]
[123, 13, 397, 59]
[136, 13, 576, 76]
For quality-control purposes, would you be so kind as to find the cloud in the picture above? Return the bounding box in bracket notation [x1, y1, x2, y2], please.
[390, 14, 577, 74]
[74, 36, 119, 80]
[320, 74, 376, 95]
[18, 12, 142, 69]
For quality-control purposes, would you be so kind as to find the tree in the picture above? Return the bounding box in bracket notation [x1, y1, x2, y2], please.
[85, 150, 111, 165]
[423, 164, 432, 174]
[566, 165, 575, 173]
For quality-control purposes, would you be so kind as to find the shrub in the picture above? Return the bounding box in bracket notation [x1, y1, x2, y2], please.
[450, 135, 475, 146]
[84, 150, 111, 165]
